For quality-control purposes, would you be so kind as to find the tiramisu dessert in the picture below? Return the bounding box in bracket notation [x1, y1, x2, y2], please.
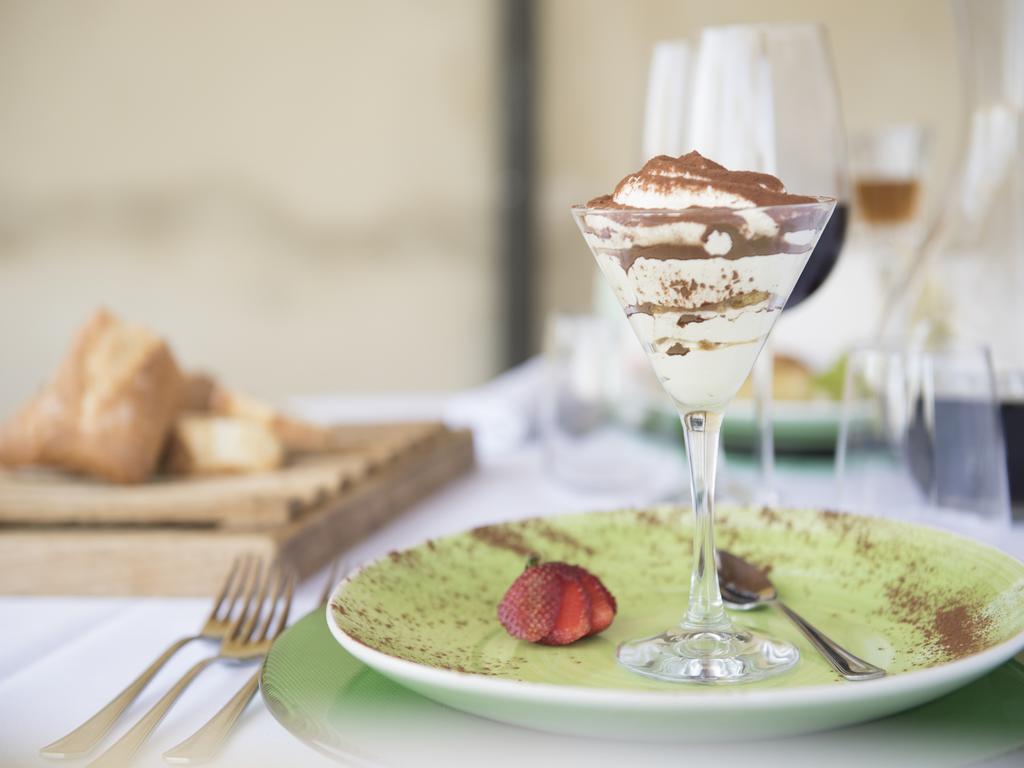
[575, 152, 832, 413]
[572, 152, 835, 684]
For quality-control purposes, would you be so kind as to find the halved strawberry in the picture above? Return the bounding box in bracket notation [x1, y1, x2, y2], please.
[497, 564, 561, 642]
[575, 569, 617, 635]
[498, 561, 617, 646]
[540, 569, 592, 645]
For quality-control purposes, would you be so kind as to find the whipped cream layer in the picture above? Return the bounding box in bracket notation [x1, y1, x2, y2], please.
[588, 242, 805, 410]
[578, 152, 827, 412]
[603, 151, 815, 211]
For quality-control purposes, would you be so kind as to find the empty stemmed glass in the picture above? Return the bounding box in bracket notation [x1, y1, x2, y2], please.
[687, 23, 849, 500]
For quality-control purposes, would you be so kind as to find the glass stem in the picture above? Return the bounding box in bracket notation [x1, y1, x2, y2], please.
[680, 411, 730, 631]
[754, 338, 776, 498]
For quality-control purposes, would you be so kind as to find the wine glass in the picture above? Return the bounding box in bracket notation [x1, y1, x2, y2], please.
[850, 124, 930, 332]
[540, 312, 687, 503]
[642, 40, 693, 159]
[836, 342, 1010, 531]
[573, 196, 836, 683]
[687, 23, 849, 499]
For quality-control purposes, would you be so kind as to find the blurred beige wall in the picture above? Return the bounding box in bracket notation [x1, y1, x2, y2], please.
[0, 0, 961, 414]
[537, 0, 960, 334]
[0, 0, 498, 415]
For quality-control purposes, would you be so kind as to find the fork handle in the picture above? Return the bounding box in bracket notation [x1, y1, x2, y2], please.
[41, 635, 198, 758]
[776, 601, 886, 681]
[87, 656, 218, 768]
[162, 670, 260, 764]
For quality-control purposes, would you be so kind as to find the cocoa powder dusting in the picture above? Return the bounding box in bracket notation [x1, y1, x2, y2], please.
[855, 531, 876, 554]
[818, 508, 857, 539]
[635, 510, 663, 527]
[602, 152, 816, 208]
[758, 506, 782, 525]
[934, 604, 993, 658]
[525, 520, 597, 556]
[469, 525, 538, 558]
[886, 575, 993, 661]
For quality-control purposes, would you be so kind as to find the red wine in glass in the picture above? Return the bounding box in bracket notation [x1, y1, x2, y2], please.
[785, 202, 848, 310]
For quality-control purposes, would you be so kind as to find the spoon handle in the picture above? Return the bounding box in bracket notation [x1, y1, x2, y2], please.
[775, 602, 886, 680]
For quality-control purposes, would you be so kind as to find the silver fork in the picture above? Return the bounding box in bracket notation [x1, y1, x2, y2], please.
[41, 555, 261, 759]
[87, 559, 296, 768]
[162, 557, 345, 764]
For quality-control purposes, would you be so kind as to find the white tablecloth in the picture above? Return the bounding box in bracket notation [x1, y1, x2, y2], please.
[2, 387, 1023, 768]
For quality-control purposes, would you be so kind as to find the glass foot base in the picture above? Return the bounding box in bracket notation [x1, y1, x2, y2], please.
[616, 626, 799, 684]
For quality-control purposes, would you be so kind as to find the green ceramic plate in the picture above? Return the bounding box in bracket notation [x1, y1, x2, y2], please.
[263, 610, 1024, 767]
[326, 506, 1024, 742]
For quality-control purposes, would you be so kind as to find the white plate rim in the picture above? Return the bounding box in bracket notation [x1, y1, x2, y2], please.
[328, 604, 1024, 711]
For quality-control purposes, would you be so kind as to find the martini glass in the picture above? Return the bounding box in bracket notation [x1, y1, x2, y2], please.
[572, 197, 835, 683]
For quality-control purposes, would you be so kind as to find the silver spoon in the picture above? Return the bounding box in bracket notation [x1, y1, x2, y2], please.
[717, 549, 886, 681]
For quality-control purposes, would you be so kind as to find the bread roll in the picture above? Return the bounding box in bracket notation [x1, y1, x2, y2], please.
[0, 309, 184, 483]
[163, 415, 284, 475]
[209, 386, 332, 453]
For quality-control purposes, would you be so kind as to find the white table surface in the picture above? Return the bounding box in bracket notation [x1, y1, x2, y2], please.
[2, 390, 1023, 768]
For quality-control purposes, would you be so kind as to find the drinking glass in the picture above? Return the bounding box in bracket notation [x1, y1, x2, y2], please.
[573, 198, 836, 684]
[687, 23, 849, 500]
[836, 343, 1011, 530]
[851, 124, 930, 332]
[540, 313, 686, 503]
[851, 124, 927, 229]
[998, 370, 1024, 517]
[642, 40, 693, 159]
[592, 39, 696, 341]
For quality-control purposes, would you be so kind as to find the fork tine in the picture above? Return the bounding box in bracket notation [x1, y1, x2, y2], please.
[255, 564, 288, 642]
[206, 555, 244, 623]
[270, 570, 296, 641]
[238, 560, 275, 643]
[229, 558, 264, 640]
[219, 554, 254, 623]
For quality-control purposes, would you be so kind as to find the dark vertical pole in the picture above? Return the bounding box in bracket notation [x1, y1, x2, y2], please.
[501, 0, 535, 368]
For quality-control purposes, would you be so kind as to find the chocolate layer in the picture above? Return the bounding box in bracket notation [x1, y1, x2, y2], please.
[623, 290, 779, 317]
[579, 202, 828, 273]
[660, 338, 760, 357]
[666, 343, 690, 357]
[602, 233, 804, 272]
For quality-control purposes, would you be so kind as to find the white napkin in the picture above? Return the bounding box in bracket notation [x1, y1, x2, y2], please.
[289, 358, 545, 461]
[444, 357, 545, 460]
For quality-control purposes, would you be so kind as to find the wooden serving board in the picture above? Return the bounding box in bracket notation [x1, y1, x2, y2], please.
[0, 423, 474, 595]
[0, 422, 443, 529]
